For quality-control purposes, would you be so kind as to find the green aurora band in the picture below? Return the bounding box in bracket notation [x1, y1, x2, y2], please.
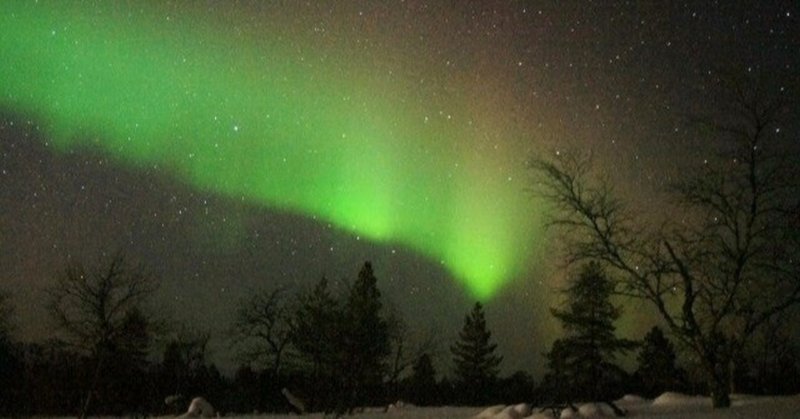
[0, 2, 541, 299]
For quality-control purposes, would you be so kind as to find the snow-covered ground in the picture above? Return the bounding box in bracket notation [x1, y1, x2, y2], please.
[153, 392, 800, 419]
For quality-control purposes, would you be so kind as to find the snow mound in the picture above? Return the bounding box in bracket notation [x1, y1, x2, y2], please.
[652, 392, 706, 406]
[492, 403, 531, 419]
[577, 402, 618, 418]
[511, 403, 532, 417]
[559, 405, 577, 418]
[474, 404, 506, 419]
[474, 403, 531, 419]
[184, 397, 215, 417]
[618, 394, 645, 403]
[507, 403, 614, 419]
[387, 400, 415, 411]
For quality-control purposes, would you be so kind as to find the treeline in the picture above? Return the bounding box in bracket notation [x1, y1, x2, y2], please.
[1, 254, 800, 416]
[538, 261, 800, 406]
[0, 259, 525, 415]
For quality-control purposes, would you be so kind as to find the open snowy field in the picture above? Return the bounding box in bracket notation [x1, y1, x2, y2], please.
[125, 393, 800, 419]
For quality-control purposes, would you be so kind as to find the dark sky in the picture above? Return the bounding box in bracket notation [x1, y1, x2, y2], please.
[1, 1, 798, 376]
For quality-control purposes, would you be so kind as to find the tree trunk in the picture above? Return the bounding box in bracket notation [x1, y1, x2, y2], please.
[710, 382, 731, 408]
[80, 356, 104, 419]
[704, 336, 732, 409]
[709, 367, 731, 408]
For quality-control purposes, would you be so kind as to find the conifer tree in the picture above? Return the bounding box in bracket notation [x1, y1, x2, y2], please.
[546, 262, 636, 402]
[635, 326, 685, 397]
[291, 276, 341, 411]
[406, 353, 438, 406]
[451, 302, 502, 405]
[341, 262, 390, 410]
[292, 276, 339, 370]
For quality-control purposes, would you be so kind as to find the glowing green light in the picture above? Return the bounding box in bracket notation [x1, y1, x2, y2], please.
[0, 2, 541, 299]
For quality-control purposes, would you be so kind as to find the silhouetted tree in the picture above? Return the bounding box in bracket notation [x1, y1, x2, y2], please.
[451, 302, 502, 405]
[634, 326, 685, 397]
[231, 364, 260, 412]
[498, 371, 536, 404]
[0, 291, 12, 340]
[227, 262, 397, 413]
[234, 287, 293, 377]
[405, 353, 438, 406]
[47, 254, 157, 418]
[290, 276, 341, 411]
[0, 342, 16, 414]
[0, 291, 19, 414]
[747, 316, 800, 395]
[340, 262, 390, 410]
[531, 74, 799, 407]
[158, 328, 211, 410]
[544, 262, 636, 403]
[385, 308, 438, 402]
[101, 307, 152, 414]
[17, 340, 84, 414]
[540, 338, 572, 405]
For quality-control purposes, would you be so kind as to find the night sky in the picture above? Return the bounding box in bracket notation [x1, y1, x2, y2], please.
[1, 1, 798, 375]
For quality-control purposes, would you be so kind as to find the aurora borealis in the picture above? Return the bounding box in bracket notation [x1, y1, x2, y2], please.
[1, 1, 540, 299]
[2, 1, 798, 375]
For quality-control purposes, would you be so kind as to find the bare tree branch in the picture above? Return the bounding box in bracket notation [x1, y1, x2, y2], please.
[530, 73, 799, 408]
[46, 253, 157, 418]
[232, 286, 294, 376]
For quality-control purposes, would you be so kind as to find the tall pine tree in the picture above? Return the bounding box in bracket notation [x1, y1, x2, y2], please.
[291, 276, 341, 411]
[545, 262, 636, 402]
[635, 326, 685, 397]
[340, 262, 390, 410]
[451, 302, 502, 405]
[405, 353, 438, 406]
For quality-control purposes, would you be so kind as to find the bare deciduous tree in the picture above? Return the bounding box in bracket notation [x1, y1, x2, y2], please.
[384, 307, 439, 401]
[47, 254, 157, 418]
[233, 287, 294, 377]
[531, 75, 799, 408]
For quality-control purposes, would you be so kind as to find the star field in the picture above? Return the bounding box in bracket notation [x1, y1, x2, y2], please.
[1, 0, 798, 375]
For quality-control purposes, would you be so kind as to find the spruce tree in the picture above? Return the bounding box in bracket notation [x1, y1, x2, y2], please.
[546, 261, 636, 402]
[291, 276, 341, 411]
[541, 338, 573, 404]
[451, 302, 503, 405]
[292, 276, 340, 374]
[406, 353, 438, 406]
[341, 262, 390, 410]
[635, 326, 685, 397]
